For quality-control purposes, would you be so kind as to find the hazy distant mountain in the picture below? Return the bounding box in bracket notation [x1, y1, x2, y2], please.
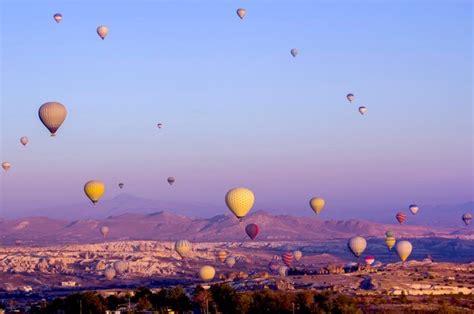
[1, 209, 467, 246]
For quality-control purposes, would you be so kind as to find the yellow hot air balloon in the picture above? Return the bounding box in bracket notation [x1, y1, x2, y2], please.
[97, 25, 109, 40]
[84, 180, 105, 204]
[309, 197, 325, 215]
[225, 187, 255, 220]
[396, 240, 413, 262]
[38, 102, 67, 136]
[348, 236, 367, 257]
[199, 265, 215, 281]
[216, 250, 227, 263]
[2, 162, 11, 172]
[385, 236, 396, 250]
[175, 240, 192, 259]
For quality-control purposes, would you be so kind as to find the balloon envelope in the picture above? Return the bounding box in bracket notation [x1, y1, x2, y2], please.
[346, 93, 354, 102]
[385, 230, 394, 238]
[104, 267, 116, 280]
[167, 177, 175, 185]
[396, 240, 413, 262]
[309, 197, 325, 215]
[268, 261, 279, 274]
[175, 240, 192, 258]
[225, 187, 255, 219]
[38, 102, 67, 136]
[53, 13, 62, 23]
[157, 123, 163, 129]
[84, 180, 105, 204]
[225, 256, 236, 268]
[409, 204, 419, 215]
[236, 8, 246, 19]
[385, 236, 396, 250]
[100, 226, 109, 238]
[290, 48, 298, 57]
[348, 236, 367, 257]
[245, 223, 259, 240]
[2, 162, 11, 171]
[113, 261, 128, 274]
[282, 252, 294, 267]
[293, 250, 302, 261]
[462, 213, 472, 226]
[216, 250, 228, 263]
[199, 266, 215, 281]
[20, 136, 29, 146]
[97, 25, 109, 39]
[364, 256, 375, 265]
[118, 183, 124, 189]
[358, 106, 368, 115]
[396, 212, 407, 224]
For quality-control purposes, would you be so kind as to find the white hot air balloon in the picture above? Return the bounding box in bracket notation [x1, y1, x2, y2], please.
[358, 106, 368, 115]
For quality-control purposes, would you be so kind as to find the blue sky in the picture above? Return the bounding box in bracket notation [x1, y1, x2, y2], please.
[1, 0, 472, 219]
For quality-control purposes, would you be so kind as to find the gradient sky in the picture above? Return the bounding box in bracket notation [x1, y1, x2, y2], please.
[1, 0, 472, 219]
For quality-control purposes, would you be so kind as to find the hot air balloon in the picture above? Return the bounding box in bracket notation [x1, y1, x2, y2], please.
[385, 236, 396, 250]
[348, 236, 367, 257]
[100, 226, 109, 238]
[245, 223, 259, 240]
[309, 197, 325, 215]
[278, 266, 288, 277]
[225, 187, 255, 220]
[236, 8, 246, 20]
[118, 183, 124, 189]
[225, 256, 236, 268]
[53, 13, 62, 23]
[364, 256, 375, 266]
[396, 212, 407, 225]
[167, 177, 175, 186]
[358, 106, 368, 115]
[293, 250, 302, 261]
[84, 180, 105, 204]
[462, 213, 472, 226]
[216, 250, 228, 263]
[113, 260, 128, 274]
[409, 204, 419, 215]
[20, 137, 29, 146]
[2, 162, 11, 172]
[175, 240, 192, 258]
[385, 230, 394, 238]
[199, 266, 215, 281]
[290, 48, 298, 57]
[104, 267, 116, 280]
[157, 123, 163, 129]
[346, 93, 354, 102]
[282, 252, 294, 267]
[396, 240, 412, 262]
[268, 261, 279, 274]
[97, 25, 109, 40]
[38, 102, 67, 136]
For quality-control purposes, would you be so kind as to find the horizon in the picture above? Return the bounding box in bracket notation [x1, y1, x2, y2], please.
[1, 1, 473, 221]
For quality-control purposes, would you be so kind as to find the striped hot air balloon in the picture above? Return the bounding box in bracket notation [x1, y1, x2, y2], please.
[175, 240, 192, 258]
[396, 212, 407, 224]
[282, 252, 294, 267]
[385, 236, 396, 250]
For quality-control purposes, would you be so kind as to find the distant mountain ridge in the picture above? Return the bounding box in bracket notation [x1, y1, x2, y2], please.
[0, 209, 468, 246]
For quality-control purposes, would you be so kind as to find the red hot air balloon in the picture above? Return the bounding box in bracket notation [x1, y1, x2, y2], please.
[396, 212, 407, 225]
[282, 252, 294, 267]
[245, 223, 259, 240]
[364, 256, 375, 265]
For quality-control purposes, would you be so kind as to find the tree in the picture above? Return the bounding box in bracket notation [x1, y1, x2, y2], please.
[210, 284, 240, 314]
[192, 285, 213, 313]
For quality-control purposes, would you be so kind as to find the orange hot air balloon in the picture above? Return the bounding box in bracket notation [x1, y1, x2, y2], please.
[396, 212, 407, 225]
[236, 8, 247, 20]
[38, 102, 67, 136]
[97, 25, 109, 40]
[2, 162, 11, 172]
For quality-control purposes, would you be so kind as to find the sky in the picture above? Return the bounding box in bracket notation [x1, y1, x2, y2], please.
[1, 0, 472, 219]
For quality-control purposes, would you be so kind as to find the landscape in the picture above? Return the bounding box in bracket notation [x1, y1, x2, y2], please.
[1, 1, 473, 313]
